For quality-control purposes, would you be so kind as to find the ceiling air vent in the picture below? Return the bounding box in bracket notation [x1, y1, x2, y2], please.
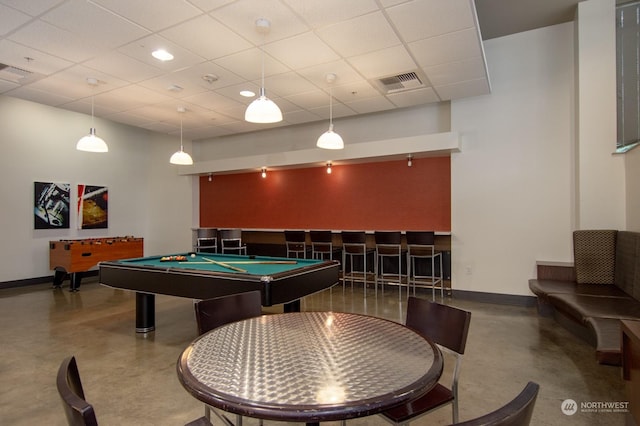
[376, 71, 425, 94]
[0, 63, 35, 84]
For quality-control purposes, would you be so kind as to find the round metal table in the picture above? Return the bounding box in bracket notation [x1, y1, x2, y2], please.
[177, 311, 443, 424]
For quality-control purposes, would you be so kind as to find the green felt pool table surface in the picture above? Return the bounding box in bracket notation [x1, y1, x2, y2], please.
[120, 253, 323, 276]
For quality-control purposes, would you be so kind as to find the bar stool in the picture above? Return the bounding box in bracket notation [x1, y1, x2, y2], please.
[194, 228, 217, 253]
[341, 231, 376, 296]
[406, 231, 443, 300]
[219, 229, 247, 255]
[374, 231, 406, 296]
[284, 230, 307, 258]
[310, 230, 340, 261]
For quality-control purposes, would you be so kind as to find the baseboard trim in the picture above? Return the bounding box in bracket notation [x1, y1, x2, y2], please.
[452, 289, 537, 307]
[0, 271, 99, 290]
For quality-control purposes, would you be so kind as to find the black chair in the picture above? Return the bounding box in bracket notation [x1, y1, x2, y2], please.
[310, 230, 341, 261]
[374, 231, 406, 296]
[57, 356, 212, 426]
[194, 290, 263, 335]
[341, 231, 376, 296]
[406, 231, 443, 300]
[284, 230, 308, 259]
[194, 291, 263, 425]
[219, 229, 247, 255]
[194, 228, 217, 253]
[451, 382, 539, 426]
[56, 356, 98, 426]
[380, 297, 472, 425]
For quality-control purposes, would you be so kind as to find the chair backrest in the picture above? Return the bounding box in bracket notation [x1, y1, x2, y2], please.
[56, 356, 98, 426]
[451, 382, 539, 426]
[194, 290, 263, 335]
[284, 230, 306, 243]
[310, 230, 333, 244]
[406, 231, 436, 246]
[219, 228, 242, 241]
[406, 297, 471, 355]
[341, 231, 367, 244]
[374, 231, 402, 245]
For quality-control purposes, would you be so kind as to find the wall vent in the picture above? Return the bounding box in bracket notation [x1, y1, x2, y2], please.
[376, 71, 425, 94]
[0, 63, 36, 84]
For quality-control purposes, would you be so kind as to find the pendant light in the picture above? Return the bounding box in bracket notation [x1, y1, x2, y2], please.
[169, 107, 193, 165]
[76, 77, 108, 153]
[317, 73, 344, 150]
[245, 18, 282, 124]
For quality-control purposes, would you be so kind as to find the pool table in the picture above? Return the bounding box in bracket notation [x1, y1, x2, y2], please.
[98, 253, 340, 333]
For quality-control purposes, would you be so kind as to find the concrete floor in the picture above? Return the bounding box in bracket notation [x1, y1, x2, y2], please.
[0, 279, 628, 425]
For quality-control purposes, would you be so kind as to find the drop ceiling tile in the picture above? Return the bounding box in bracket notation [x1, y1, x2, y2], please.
[215, 47, 289, 81]
[317, 11, 400, 57]
[187, 0, 237, 13]
[0, 39, 73, 75]
[83, 52, 165, 84]
[387, 0, 475, 43]
[379, 0, 410, 7]
[345, 95, 396, 114]
[92, 0, 202, 31]
[7, 85, 74, 106]
[0, 4, 31, 35]
[118, 34, 207, 72]
[140, 121, 176, 134]
[409, 27, 482, 67]
[425, 56, 487, 87]
[160, 15, 253, 60]
[282, 0, 379, 28]
[297, 60, 362, 87]
[213, 0, 309, 43]
[331, 80, 380, 103]
[215, 81, 262, 103]
[183, 90, 245, 111]
[93, 84, 174, 110]
[310, 102, 356, 120]
[264, 32, 339, 70]
[435, 78, 491, 100]
[348, 45, 418, 80]
[0, 79, 19, 93]
[25, 64, 129, 99]
[386, 87, 440, 107]
[61, 99, 120, 116]
[40, 0, 150, 49]
[281, 109, 322, 124]
[284, 89, 329, 110]
[8, 20, 103, 63]
[262, 72, 317, 97]
[104, 111, 157, 127]
[0, 0, 65, 16]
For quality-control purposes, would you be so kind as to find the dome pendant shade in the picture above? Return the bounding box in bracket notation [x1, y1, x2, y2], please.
[76, 128, 108, 152]
[245, 89, 282, 124]
[316, 124, 344, 150]
[169, 107, 193, 165]
[169, 150, 193, 165]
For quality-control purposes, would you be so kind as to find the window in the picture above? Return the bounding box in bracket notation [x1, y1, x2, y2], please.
[617, 1, 640, 152]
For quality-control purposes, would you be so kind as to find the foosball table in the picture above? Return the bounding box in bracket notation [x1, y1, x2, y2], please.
[49, 237, 143, 291]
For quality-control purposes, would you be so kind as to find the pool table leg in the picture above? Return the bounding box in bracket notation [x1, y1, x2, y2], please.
[136, 292, 155, 333]
[283, 299, 301, 312]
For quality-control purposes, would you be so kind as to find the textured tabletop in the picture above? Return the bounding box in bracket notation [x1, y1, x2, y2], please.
[178, 311, 442, 422]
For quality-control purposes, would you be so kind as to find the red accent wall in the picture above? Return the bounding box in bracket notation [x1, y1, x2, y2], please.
[200, 157, 450, 231]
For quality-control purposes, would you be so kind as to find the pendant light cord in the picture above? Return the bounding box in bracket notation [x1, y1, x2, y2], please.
[329, 86, 333, 127]
[180, 113, 184, 151]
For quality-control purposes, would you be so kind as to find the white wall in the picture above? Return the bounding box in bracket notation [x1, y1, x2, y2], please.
[451, 23, 576, 295]
[576, 0, 625, 229]
[0, 96, 192, 282]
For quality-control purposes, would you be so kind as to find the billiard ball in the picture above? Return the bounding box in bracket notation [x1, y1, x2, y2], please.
[191, 253, 196, 258]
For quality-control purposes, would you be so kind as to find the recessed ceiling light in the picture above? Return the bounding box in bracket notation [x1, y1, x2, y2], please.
[152, 49, 174, 61]
[240, 90, 255, 97]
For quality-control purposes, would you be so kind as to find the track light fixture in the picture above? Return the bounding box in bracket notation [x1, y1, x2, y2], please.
[261, 167, 267, 178]
[326, 162, 332, 174]
[407, 154, 413, 167]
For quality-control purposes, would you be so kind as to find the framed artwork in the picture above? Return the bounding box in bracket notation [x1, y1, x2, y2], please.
[34, 182, 71, 229]
[77, 184, 108, 229]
